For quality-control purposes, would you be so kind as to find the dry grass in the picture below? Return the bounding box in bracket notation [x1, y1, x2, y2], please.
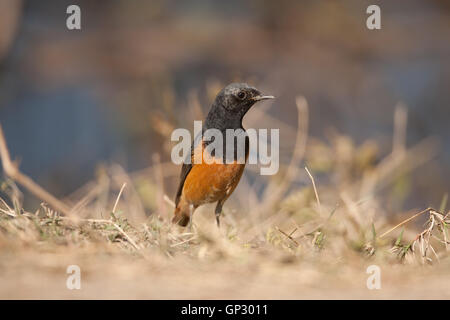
[0, 94, 449, 299]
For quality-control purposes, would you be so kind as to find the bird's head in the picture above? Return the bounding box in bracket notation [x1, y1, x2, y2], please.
[217, 82, 274, 113]
[207, 83, 274, 129]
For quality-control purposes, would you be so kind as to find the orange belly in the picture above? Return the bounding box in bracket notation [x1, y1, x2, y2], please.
[182, 161, 245, 206]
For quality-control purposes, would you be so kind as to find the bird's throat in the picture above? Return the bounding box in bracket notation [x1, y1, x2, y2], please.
[205, 103, 247, 131]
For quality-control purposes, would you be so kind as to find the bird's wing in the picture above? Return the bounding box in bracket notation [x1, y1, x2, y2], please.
[174, 159, 192, 206]
[174, 132, 202, 206]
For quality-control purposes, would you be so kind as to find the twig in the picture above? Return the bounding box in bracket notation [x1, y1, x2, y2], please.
[170, 236, 196, 247]
[110, 164, 146, 222]
[69, 184, 102, 216]
[0, 124, 71, 216]
[288, 227, 298, 237]
[305, 166, 322, 214]
[112, 183, 127, 214]
[275, 226, 299, 246]
[111, 221, 140, 251]
[379, 207, 431, 238]
[0, 196, 16, 216]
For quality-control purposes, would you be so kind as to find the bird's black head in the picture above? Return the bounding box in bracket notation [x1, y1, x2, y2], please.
[205, 83, 274, 130]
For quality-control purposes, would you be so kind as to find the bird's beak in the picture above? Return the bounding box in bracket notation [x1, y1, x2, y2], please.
[253, 95, 275, 101]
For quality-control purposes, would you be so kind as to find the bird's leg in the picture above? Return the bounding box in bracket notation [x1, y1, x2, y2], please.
[215, 201, 223, 227]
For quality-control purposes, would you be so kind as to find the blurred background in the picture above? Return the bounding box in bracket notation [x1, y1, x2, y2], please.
[0, 0, 448, 216]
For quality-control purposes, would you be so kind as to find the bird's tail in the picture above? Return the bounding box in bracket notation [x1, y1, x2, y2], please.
[172, 204, 191, 227]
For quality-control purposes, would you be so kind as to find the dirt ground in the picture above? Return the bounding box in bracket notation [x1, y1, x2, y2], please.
[1, 225, 449, 300]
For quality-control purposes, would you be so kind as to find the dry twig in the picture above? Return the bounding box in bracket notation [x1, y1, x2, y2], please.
[0, 124, 71, 216]
[275, 226, 299, 246]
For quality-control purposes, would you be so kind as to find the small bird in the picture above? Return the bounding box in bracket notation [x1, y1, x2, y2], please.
[173, 83, 274, 227]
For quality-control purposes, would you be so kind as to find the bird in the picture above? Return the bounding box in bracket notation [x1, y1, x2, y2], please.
[172, 83, 274, 227]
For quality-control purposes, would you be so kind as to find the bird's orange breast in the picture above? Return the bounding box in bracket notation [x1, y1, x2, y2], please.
[181, 139, 246, 205]
[182, 160, 245, 206]
[177, 133, 249, 210]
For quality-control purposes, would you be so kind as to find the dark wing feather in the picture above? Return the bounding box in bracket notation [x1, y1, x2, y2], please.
[174, 160, 192, 206]
[174, 132, 202, 206]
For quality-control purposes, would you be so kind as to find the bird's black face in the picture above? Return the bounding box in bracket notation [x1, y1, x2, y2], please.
[218, 83, 274, 116]
[205, 83, 274, 130]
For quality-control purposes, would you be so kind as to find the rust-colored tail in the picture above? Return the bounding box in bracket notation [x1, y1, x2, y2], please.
[172, 205, 190, 227]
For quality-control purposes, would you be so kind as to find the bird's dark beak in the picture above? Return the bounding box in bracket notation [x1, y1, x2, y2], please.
[253, 95, 275, 101]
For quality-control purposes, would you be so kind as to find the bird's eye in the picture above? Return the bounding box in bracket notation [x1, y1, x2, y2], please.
[237, 91, 247, 100]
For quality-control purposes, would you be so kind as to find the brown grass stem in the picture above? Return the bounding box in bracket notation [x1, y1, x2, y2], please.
[0, 124, 72, 216]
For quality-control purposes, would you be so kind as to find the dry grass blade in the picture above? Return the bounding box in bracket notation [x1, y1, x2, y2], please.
[112, 183, 127, 214]
[61, 216, 142, 252]
[111, 221, 141, 251]
[305, 166, 322, 215]
[379, 207, 431, 239]
[0, 124, 72, 216]
[390, 209, 449, 263]
[275, 226, 299, 246]
[0, 197, 15, 217]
